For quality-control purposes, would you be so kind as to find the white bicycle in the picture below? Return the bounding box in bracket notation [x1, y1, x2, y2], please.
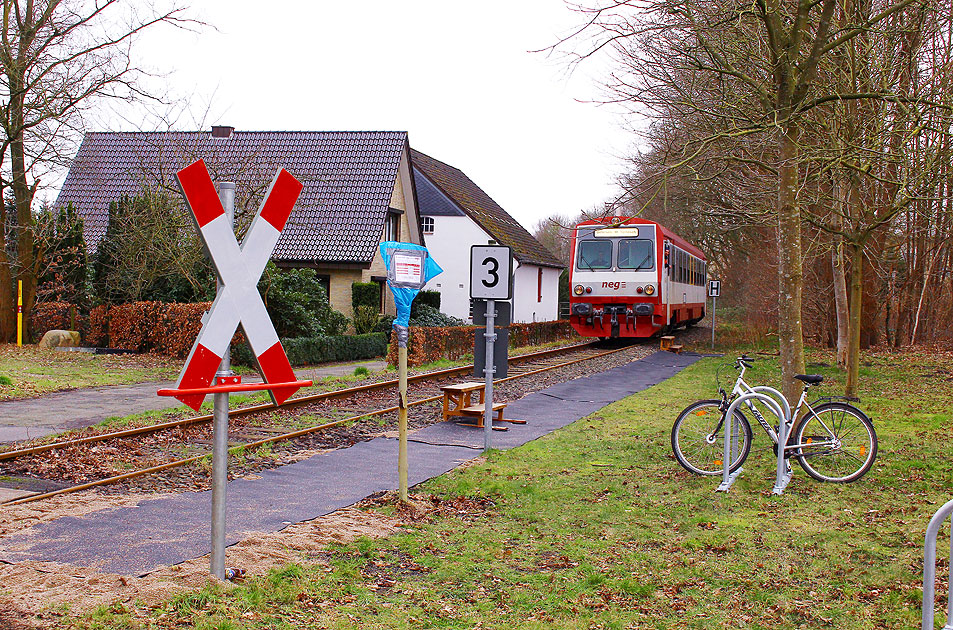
[671, 355, 878, 483]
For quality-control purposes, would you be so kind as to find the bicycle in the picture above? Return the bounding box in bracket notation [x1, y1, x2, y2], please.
[670, 355, 878, 483]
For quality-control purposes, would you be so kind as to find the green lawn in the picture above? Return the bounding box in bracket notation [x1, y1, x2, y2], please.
[69, 349, 953, 628]
[0, 344, 181, 400]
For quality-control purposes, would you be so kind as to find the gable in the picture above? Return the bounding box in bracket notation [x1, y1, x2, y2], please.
[410, 149, 564, 269]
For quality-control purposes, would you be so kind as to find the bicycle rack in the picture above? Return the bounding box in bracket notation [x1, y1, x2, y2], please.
[922, 497, 953, 630]
[716, 387, 793, 495]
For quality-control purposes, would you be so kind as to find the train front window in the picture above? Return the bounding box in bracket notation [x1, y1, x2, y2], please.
[577, 240, 612, 270]
[618, 239, 654, 270]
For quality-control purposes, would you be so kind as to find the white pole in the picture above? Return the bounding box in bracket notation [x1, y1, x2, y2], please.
[484, 299, 496, 452]
[210, 181, 235, 579]
[711, 294, 716, 349]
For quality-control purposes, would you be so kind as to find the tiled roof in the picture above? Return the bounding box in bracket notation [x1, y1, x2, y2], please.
[55, 131, 408, 263]
[410, 149, 564, 269]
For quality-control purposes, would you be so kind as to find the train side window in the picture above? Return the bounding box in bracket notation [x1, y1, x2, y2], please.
[577, 240, 612, 270]
[618, 239, 654, 269]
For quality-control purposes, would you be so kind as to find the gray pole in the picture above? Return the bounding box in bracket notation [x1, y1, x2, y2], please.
[484, 299, 496, 452]
[711, 295, 716, 349]
[210, 181, 235, 580]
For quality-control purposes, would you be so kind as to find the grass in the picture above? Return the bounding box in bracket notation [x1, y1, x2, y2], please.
[0, 344, 180, 400]
[62, 346, 953, 629]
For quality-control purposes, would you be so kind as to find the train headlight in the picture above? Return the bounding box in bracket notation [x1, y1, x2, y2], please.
[644, 284, 656, 296]
[573, 284, 585, 296]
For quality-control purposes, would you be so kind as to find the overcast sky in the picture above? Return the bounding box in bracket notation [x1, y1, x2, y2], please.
[107, 1, 631, 231]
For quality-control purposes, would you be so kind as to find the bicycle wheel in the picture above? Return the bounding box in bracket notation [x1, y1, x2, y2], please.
[793, 402, 878, 483]
[671, 399, 752, 476]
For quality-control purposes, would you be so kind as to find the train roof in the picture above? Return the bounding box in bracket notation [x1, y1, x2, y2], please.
[574, 217, 706, 260]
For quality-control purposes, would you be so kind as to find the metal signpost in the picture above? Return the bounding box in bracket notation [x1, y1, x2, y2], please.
[708, 280, 721, 349]
[470, 245, 513, 452]
[158, 160, 312, 579]
[380, 242, 442, 502]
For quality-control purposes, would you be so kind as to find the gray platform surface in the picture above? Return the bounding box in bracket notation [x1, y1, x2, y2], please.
[0, 352, 700, 576]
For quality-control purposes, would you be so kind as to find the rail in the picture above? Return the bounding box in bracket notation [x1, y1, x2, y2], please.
[923, 497, 953, 630]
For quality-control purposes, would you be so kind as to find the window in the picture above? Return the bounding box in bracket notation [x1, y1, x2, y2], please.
[386, 211, 400, 241]
[421, 216, 434, 234]
[617, 239, 654, 269]
[577, 240, 612, 270]
[537, 267, 543, 302]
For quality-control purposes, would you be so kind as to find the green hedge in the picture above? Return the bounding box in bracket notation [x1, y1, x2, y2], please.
[352, 282, 381, 310]
[233, 332, 387, 367]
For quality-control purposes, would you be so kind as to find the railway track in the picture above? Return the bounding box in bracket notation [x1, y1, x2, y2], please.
[0, 340, 649, 506]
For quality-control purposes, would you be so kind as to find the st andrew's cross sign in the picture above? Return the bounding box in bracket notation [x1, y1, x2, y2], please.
[171, 160, 304, 411]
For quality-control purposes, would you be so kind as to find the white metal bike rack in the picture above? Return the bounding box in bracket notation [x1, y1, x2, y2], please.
[922, 497, 953, 630]
[716, 387, 793, 495]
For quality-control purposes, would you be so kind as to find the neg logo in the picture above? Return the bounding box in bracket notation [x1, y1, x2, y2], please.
[602, 281, 625, 290]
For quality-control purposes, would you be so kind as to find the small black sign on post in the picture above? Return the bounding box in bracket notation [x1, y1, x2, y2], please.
[708, 280, 721, 348]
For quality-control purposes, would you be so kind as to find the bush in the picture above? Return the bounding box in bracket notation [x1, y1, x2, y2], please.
[353, 305, 381, 335]
[233, 333, 387, 367]
[351, 282, 380, 310]
[258, 264, 348, 337]
[410, 304, 465, 327]
[410, 290, 441, 318]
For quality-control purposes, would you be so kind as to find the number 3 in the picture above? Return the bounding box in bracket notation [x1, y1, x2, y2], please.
[482, 257, 499, 288]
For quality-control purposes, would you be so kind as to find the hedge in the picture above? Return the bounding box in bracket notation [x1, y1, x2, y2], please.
[385, 320, 578, 368]
[232, 333, 387, 367]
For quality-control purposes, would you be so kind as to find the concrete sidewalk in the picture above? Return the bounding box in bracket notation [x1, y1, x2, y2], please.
[0, 359, 387, 443]
[0, 352, 701, 576]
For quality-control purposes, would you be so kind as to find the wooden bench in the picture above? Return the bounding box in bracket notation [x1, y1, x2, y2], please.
[440, 382, 526, 430]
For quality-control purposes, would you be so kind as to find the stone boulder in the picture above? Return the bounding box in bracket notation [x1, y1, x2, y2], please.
[37, 330, 81, 349]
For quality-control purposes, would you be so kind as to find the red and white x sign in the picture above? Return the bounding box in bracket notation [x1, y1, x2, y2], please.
[173, 159, 304, 411]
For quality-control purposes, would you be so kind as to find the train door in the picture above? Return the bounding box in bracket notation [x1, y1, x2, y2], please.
[662, 240, 671, 330]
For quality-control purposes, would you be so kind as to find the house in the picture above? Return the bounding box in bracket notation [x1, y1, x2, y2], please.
[411, 150, 564, 322]
[54, 127, 423, 319]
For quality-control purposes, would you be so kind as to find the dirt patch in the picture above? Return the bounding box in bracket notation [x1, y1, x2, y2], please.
[0, 505, 402, 627]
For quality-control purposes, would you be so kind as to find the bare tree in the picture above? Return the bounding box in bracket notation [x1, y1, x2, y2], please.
[0, 0, 195, 342]
[559, 0, 935, 403]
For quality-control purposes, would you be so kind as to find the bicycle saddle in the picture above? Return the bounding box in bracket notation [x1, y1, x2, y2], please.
[794, 374, 824, 385]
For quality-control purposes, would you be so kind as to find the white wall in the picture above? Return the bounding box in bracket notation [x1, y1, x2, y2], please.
[423, 215, 493, 321]
[512, 262, 560, 323]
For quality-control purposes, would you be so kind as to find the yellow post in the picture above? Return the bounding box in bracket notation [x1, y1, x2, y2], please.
[398, 344, 408, 502]
[17, 280, 23, 347]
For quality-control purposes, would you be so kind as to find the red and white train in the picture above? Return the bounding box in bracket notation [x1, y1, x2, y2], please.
[569, 217, 707, 339]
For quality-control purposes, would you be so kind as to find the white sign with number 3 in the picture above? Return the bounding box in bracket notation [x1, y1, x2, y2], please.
[470, 245, 513, 300]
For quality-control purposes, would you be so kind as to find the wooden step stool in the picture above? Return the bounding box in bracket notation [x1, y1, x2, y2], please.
[660, 335, 682, 353]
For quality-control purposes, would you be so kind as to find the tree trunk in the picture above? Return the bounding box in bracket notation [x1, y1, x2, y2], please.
[10, 87, 37, 344]
[777, 123, 806, 406]
[832, 240, 849, 366]
[845, 242, 864, 398]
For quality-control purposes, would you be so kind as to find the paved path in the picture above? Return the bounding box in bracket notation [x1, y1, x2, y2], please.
[0, 352, 701, 576]
[0, 359, 387, 443]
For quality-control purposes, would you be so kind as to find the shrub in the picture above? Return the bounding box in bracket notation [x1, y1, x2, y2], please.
[410, 304, 465, 328]
[353, 305, 381, 335]
[410, 290, 441, 318]
[258, 264, 348, 338]
[351, 282, 380, 310]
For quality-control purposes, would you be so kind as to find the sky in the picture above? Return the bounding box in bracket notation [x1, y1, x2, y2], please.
[101, 0, 632, 232]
